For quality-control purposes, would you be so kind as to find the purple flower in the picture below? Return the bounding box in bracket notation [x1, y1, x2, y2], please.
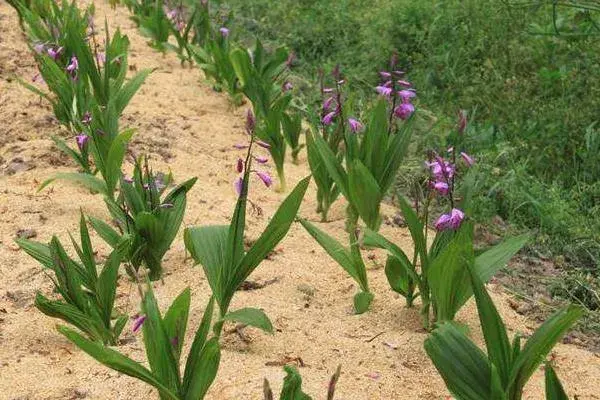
[66, 56, 78, 73]
[47, 46, 62, 60]
[398, 90, 416, 102]
[166, 8, 178, 20]
[82, 112, 92, 125]
[435, 208, 465, 231]
[348, 118, 364, 133]
[234, 176, 243, 196]
[236, 158, 244, 173]
[219, 27, 230, 38]
[282, 81, 293, 92]
[392, 70, 405, 76]
[132, 315, 146, 333]
[245, 109, 255, 135]
[256, 171, 272, 187]
[460, 152, 475, 166]
[322, 87, 334, 94]
[322, 111, 337, 126]
[323, 97, 334, 112]
[256, 140, 271, 149]
[434, 213, 452, 231]
[233, 143, 249, 150]
[254, 155, 268, 164]
[379, 71, 392, 79]
[75, 134, 89, 151]
[375, 85, 393, 97]
[433, 181, 449, 195]
[393, 103, 415, 120]
[449, 208, 465, 229]
[397, 80, 411, 88]
[427, 158, 455, 181]
[33, 43, 45, 54]
[123, 176, 134, 184]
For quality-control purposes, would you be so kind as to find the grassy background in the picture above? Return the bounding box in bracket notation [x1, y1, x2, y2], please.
[216, 0, 600, 323]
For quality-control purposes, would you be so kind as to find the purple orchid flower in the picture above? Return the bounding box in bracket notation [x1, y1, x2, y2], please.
[460, 151, 475, 166]
[398, 90, 416, 102]
[47, 46, 62, 60]
[256, 171, 272, 187]
[323, 97, 334, 112]
[132, 315, 147, 333]
[66, 56, 78, 73]
[348, 118, 364, 133]
[393, 102, 415, 120]
[234, 176, 243, 196]
[322, 111, 337, 126]
[82, 112, 92, 125]
[33, 43, 45, 54]
[254, 155, 268, 164]
[246, 109, 255, 135]
[379, 71, 392, 79]
[75, 134, 89, 151]
[219, 27, 230, 38]
[433, 181, 449, 195]
[257, 140, 271, 149]
[233, 143, 249, 150]
[282, 81, 293, 92]
[376, 85, 393, 97]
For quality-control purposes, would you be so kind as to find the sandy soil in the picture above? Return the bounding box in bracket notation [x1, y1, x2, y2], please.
[0, 2, 599, 399]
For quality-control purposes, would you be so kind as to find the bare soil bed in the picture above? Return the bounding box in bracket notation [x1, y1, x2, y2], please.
[0, 2, 599, 399]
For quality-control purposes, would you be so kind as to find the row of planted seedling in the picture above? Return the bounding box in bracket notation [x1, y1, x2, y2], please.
[8, 0, 582, 399]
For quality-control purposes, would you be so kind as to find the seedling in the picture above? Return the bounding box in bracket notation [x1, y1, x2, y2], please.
[89, 158, 196, 281]
[263, 365, 342, 400]
[17, 213, 126, 345]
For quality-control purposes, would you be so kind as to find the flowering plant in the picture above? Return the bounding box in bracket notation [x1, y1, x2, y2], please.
[12, 1, 151, 197]
[16, 213, 126, 345]
[89, 158, 197, 281]
[184, 123, 310, 334]
[425, 261, 582, 399]
[363, 112, 528, 328]
[229, 39, 296, 190]
[60, 286, 221, 400]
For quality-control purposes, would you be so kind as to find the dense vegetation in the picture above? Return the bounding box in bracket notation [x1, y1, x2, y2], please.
[220, 0, 600, 319]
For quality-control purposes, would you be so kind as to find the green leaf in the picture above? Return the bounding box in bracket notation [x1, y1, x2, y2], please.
[142, 288, 181, 394]
[163, 287, 191, 362]
[16, 238, 53, 268]
[39, 172, 108, 195]
[508, 305, 582, 398]
[183, 296, 215, 396]
[229, 176, 310, 300]
[424, 322, 492, 400]
[183, 337, 221, 400]
[385, 255, 412, 296]
[347, 160, 382, 230]
[397, 196, 427, 267]
[184, 225, 229, 304]
[298, 219, 360, 284]
[222, 308, 273, 334]
[58, 326, 180, 400]
[88, 216, 122, 248]
[467, 262, 512, 387]
[454, 234, 530, 308]
[114, 68, 152, 115]
[310, 131, 349, 199]
[362, 229, 420, 283]
[95, 251, 121, 329]
[545, 363, 569, 400]
[104, 128, 135, 194]
[353, 291, 374, 314]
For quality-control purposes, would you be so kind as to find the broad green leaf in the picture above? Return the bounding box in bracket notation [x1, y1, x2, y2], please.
[114, 68, 152, 115]
[88, 216, 123, 249]
[397, 196, 427, 267]
[311, 131, 349, 199]
[183, 296, 215, 395]
[385, 255, 412, 296]
[104, 128, 135, 194]
[183, 337, 221, 400]
[298, 219, 360, 283]
[39, 172, 108, 195]
[425, 322, 492, 400]
[545, 363, 569, 400]
[58, 326, 179, 400]
[16, 238, 53, 268]
[222, 308, 273, 334]
[142, 288, 181, 393]
[362, 229, 420, 283]
[163, 287, 191, 362]
[95, 251, 121, 329]
[229, 176, 310, 300]
[508, 305, 582, 398]
[467, 262, 512, 387]
[184, 225, 229, 304]
[347, 160, 382, 230]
